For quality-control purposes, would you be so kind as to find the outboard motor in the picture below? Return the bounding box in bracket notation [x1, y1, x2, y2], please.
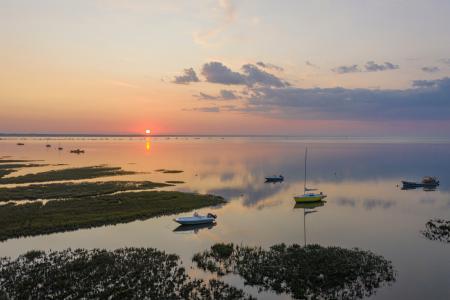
[207, 213, 217, 219]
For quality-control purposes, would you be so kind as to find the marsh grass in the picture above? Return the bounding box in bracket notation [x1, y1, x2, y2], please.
[0, 163, 48, 178]
[0, 159, 36, 163]
[193, 243, 396, 299]
[0, 166, 136, 184]
[422, 219, 450, 243]
[165, 180, 185, 184]
[155, 169, 184, 174]
[0, 248, 254, 299]
[0, 191, 225, 241]
[0, 181, 172, 201]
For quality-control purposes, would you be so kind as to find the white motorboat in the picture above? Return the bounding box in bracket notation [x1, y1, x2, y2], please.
[174, 212, 217, 225]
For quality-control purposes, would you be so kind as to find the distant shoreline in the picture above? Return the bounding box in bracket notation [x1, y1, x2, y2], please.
[1, 133, 450, 140]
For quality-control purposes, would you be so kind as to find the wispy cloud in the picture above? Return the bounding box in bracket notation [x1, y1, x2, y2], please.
[332, 61, 400, 74]
[195, 89, 239, 100]
[200, 61, 288, 87]
[439, 58, 450, 66]
[421, 66, 440, 73]
[332, 65, 361, 74]
[364, 61, 399, 72]
[193, 0, 236, 46]
[305, 61, 319, 69]
[256, 61, 284, 71]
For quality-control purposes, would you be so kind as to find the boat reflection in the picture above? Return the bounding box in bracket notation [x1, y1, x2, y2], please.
[294, 201, 326, 246]
[173, 222, 217, 234]
[401, 185, 438, 192]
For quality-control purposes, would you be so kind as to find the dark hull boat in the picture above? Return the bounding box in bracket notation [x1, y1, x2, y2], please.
[265, 175, 284, 183]
[402, 176, 439, 190]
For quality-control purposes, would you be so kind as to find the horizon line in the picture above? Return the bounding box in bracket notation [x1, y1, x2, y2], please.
[1, 132, 450, 139]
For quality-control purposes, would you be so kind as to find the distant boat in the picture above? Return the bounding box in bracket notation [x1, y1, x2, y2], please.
[402, 176, 439, 189]
[265, 175, 284, 183]
[46, 144, 51, 148]
[70, 149, 85, 154]
[16, 143, 24, 146]
[58, 147, 63, 150]
[174, 212, 217, 225]
[294, 147, 327, 203]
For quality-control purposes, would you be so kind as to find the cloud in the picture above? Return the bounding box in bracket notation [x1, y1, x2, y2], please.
[240, 77, 450, 121]
[191, 106, 221, 112]
[256, 61, 284, 71]
[439, 58, 450, 66]
[363, 199, 396, 210]
[173, 68, 199, 84]
[201, 62, 246, 85]
[195, 89, 239, 100]
[220, 89, 239, 99]
[193, 0, 236, 45]
[332, 61, 399, 74]
[201, 61, 288, 87]
[332, 65, 361, 74]
[305, 61, 319, 69]
[365, 61, 399, 72]
[412, 79, 439, 88]
[421, 66, 440, 73]
[242, 64, 288, 87]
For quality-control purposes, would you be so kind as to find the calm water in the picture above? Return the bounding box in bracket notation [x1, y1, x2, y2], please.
[0, 137, 449, 299]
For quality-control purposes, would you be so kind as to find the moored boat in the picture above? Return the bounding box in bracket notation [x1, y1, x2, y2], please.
[294, 192, 327, 203]
[294, 148, 327, 203]
[265, 175, 284, 183]
[402, 176, 439, 189]
[174, 212, 217, 225]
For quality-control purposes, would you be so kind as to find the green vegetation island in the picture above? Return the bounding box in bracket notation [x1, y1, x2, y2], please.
[0, 162, 223, 241]
[193, 243, 396, 299]
[0, 248, 253, 299]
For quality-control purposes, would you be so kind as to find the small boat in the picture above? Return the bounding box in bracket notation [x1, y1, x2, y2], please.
[46, 144, 51, 148]
[295, 192, 327, 203]
[265, 175, 284, 183]
[174, 212, 217, 225]
[402, 176, 439, 189]
[16, 143, 24, 146]
[294, 147, 327, 203]
[58, 147, 63, 150]
[70, 149, 85, 154]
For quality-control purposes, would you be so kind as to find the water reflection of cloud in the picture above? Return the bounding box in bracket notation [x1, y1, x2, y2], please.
[363, 199, 396, 210]
[419, 197, 437, 205]
[335, 197, 356, 207]
[220, 172, 235, 181]
[208, 183, 286, 207]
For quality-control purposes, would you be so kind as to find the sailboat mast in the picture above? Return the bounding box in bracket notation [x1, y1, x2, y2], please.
[304, 147, 307, 193]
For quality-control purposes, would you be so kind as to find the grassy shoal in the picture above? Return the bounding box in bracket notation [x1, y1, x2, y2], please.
[0, 248, 252, 300]
[0, 191, 225, 241]
[0, 166, 135, 184]
[0, 163, 48, 178]
[0, 181, 172, 201]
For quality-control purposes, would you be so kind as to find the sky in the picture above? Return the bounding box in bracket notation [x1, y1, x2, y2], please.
[1, 0, 450, 136]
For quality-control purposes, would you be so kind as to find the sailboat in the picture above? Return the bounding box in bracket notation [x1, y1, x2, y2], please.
[294, 147, 327, 203]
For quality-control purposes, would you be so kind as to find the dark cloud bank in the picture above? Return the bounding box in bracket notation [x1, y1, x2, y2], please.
[175, 61, 450, 121]
[241, 77, 450, 120]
